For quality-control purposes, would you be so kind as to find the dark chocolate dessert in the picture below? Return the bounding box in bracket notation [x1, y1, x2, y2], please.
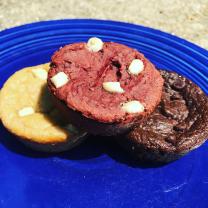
[47, 38, 164, 136]
[117, 70, 208, 163]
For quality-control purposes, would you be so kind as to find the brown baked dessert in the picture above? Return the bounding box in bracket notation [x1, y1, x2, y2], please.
[117, 70, 208, 163]
[47, 37, 164, 136]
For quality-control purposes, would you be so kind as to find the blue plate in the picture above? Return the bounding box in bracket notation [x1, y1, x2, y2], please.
[0, 19, 208, 208]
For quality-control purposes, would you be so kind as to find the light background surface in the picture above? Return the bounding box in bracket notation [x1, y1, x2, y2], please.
[0, 0, 207, 48]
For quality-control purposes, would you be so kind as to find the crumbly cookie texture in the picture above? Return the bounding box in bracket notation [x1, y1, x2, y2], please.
[0, 63, 86, 151]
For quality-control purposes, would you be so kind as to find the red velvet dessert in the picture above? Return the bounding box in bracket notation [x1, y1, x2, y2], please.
[47, 38, 164, 135]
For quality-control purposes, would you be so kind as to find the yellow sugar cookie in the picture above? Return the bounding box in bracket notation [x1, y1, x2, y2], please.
[0, 64, 87, 152]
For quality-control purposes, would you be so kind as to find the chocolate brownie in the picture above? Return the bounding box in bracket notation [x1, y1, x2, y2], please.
[47, 38, 164, 136]
[117, 70, 208, 163]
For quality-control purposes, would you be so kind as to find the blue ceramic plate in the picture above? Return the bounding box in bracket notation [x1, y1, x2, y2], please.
[0, 19, 208, 208]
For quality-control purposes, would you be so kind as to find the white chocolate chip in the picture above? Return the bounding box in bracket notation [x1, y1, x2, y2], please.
[103, 82, 124, 93]
[32, 68, 48, 80]
[87, 37, 104, 52]
[18, 107, 35, 117]
[50, 72, 69, 88]
[128, 59, 144, 75]
[121, 100, 144, 114]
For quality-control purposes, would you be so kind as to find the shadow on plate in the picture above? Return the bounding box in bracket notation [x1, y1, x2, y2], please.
[0, 124, 165, 168]
[0, 124, 102, 160]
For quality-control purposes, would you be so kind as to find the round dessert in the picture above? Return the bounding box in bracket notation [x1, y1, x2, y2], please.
[47, 37, 164, 136]
[117, 70, 208, 163]
[0, 64, 87, 152]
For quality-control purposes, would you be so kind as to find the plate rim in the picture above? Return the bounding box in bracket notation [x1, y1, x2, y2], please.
[0, 18, 208, 55]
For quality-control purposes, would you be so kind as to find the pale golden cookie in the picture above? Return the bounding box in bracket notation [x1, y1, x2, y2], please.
[0, 64, 87, 152]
